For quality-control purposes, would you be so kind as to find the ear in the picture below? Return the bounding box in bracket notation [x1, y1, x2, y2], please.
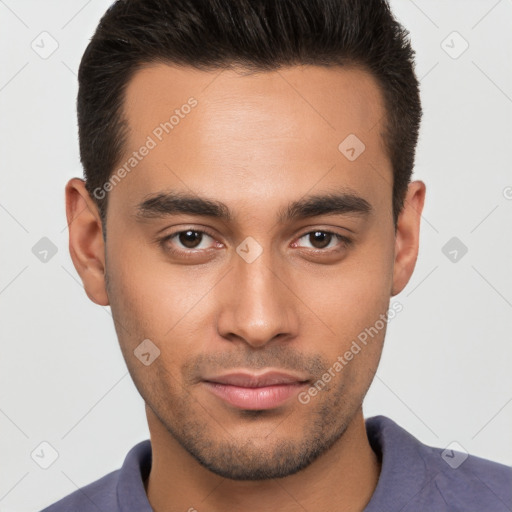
[65, 178, 109, 306]
[391, 180, 426, 296]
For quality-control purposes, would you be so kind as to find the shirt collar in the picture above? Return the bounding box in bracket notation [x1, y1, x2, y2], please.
[116, 438, 153, 512]
[363, 415, 430, 511]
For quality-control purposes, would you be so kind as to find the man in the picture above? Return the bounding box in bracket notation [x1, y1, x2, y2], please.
[42, 0, 511, 510]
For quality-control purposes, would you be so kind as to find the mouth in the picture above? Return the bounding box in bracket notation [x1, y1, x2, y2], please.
[202, 370, 311, 410]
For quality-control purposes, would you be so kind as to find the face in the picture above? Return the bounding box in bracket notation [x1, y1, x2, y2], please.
[68, 63, 424, 480]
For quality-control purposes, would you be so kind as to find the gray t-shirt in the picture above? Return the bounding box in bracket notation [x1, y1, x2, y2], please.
[40, 415, 512, 511]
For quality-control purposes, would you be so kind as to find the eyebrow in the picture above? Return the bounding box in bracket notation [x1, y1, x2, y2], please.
[134, 190, 372, 223]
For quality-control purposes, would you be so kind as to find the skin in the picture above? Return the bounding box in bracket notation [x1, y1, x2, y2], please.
[66, 63, 425, 512]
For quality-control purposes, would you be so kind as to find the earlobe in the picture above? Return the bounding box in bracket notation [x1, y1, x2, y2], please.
[391, 180, 426, 296]
[65, 178, 109, 306]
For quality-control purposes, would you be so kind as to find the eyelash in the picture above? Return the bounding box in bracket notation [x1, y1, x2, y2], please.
[158, 228, 352, 259]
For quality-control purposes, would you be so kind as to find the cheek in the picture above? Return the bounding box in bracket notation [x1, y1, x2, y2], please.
[301, 235, 394, 339]
[106, 236, 198, 334]
[105, 256, 192, 399]
[290, 237, 394, 397]
[106, 240, 222, 384]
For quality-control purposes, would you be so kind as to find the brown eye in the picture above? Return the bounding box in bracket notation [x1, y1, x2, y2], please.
[177, 230, 203, 249]
[159, 228, 218, 256]
[295, 230, 351, 251]
[308, 231, 332, 249]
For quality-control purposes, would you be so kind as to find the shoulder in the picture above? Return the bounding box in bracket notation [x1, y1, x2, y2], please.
[419, 436, 512, 509]
[365, 415, 512, 511]
[38, 440, 152, 512]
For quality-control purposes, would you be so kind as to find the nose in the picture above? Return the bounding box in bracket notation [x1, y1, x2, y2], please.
[216, 247, 299, 348]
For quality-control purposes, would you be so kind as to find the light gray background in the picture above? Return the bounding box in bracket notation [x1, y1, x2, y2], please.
[1, 1, 511, 511]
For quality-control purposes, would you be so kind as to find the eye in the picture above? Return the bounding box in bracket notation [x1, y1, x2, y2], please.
[293, 230, 352, 252]
[158, 227, 352, 260]
[159, 228, 219, 255]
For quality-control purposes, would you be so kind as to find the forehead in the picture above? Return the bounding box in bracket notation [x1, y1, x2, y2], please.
[111, 63, 390, 214]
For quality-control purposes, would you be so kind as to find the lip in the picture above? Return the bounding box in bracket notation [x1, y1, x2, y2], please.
[202, 371, 310, 410]
[204, 370, 309, 387]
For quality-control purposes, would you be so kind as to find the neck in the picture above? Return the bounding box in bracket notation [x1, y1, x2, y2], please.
[144, 406, 381, 512]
